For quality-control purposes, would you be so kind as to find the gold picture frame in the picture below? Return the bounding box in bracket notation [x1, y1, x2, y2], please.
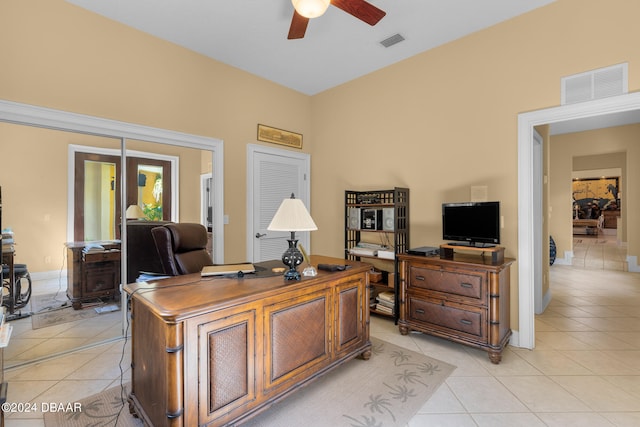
[257, 124, 303, 149]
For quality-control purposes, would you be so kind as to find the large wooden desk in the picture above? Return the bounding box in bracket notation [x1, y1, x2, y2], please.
[124, 255, 371, 427]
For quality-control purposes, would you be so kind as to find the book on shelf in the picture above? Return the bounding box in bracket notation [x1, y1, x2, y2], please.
[375, 299, 394, 309]
[377, 291, 395, 303]
[374, 304, 394, 315]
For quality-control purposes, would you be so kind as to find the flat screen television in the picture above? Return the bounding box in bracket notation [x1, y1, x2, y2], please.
[442, 201, 500, 247]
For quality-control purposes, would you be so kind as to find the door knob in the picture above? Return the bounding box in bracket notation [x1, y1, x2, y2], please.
[255, 233, 266, 238]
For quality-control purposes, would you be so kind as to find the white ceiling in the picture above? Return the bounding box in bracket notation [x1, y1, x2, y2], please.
[65, 0, 556, 95]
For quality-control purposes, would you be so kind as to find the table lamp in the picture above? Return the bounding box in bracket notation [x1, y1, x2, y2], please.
[267, 193, 318, 280]
[126, 204, 146, 220]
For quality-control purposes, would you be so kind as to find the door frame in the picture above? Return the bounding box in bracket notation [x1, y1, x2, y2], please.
[517, 91, 640, 349]
[246, 143, 311, 262]
[68, 145, 180, 241]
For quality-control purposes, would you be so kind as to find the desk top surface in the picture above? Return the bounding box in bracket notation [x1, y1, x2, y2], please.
[124, 255, 370, 322]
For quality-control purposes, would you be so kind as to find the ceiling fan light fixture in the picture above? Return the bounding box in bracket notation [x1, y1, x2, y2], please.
[292, 0, 331, 19]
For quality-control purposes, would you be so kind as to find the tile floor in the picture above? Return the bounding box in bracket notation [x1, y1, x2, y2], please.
[2, 235, 639, 426]
[571, 231, 628, 271]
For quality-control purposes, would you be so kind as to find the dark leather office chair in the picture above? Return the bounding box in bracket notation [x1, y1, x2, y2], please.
[151, 223, 213, 275]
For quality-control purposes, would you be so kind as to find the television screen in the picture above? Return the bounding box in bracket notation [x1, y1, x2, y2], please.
[442, 201, 500, 246]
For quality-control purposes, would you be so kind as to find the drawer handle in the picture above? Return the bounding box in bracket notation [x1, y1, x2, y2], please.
[460, 319, 472, 325]
[415, 309, 425, 314]
[460, 282, 473, 288]
[415, 275, 425, 281]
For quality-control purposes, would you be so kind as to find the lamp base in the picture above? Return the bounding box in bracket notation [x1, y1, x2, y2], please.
[282, 238, 303, 281]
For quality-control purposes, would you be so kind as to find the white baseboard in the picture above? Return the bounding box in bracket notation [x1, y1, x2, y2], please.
[553, 251, 573, 265]
[627, 255, 639, 272]
[540, 288, 552, 314]
[29, 270, 67, 281]
[509, 329, 521, 348]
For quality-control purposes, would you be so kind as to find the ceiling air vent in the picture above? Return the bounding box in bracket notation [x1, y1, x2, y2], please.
[380, 33, 405, 48]
[561, 63, 628, 105]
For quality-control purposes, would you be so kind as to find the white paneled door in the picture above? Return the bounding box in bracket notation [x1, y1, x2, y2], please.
[247, 144, 311, 262]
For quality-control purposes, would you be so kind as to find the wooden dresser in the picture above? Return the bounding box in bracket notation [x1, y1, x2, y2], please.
[397, 252, 514, 364]
[124, 255, 371, 427]
[65, 241, 121, 309]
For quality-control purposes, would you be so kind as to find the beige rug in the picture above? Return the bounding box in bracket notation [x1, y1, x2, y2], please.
[44, 337, 455, 427]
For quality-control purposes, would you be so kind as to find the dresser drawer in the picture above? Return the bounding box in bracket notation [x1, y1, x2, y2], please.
[83, 266, 119, 295]
[83, 250, 120, 263]
[408, 265, 486, 303]
[407, 296, 486, 340]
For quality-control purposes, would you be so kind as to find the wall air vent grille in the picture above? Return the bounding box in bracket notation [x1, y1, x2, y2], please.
[380, 33, 405, 48]
[561, 63, 628, 105]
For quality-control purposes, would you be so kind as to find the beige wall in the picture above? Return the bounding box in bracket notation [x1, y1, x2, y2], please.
[3, 0, 640, 331]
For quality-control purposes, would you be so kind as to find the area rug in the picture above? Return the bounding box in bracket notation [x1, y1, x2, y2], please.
[30, 293, 102, 329]
[44, 337, 455, 427]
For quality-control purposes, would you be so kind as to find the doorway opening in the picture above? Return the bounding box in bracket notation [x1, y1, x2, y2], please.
[518, 91, 640, 350]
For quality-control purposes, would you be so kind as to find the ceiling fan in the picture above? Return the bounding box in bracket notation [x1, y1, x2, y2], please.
[288, 0, 386, 40]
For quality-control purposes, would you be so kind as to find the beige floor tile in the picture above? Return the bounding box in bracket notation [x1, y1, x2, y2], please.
[601, 412, 640, 427]
[3, 419, 46, 426]
[416, 383, 465, 413]
[446, 377, 528, 413]
[511, 349, 592, 375]
[570, 331, 637, 349]
[497, 375, 590, 412]
[560, 349, 639, 374]
[536, 412, 616, 427]
[602, 375, 640, 399]
[407, 413, 477, 427]
[471, 412, 547, 427]
[4, 352, 96, 381]
[534, 331, 596, 350]
[66, 350, 131, 380]
[550, 375, 640, 411]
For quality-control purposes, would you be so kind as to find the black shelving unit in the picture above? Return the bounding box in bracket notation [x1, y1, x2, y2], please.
[345, 187, 409, 320]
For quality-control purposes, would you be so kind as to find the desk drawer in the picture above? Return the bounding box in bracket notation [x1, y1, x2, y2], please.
[408, 265, 485, 302]
[407, 296, 485, 339]
[83, 250, 120, 263]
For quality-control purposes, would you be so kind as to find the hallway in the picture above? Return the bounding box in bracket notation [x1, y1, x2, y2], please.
[571, 232, 627, 271]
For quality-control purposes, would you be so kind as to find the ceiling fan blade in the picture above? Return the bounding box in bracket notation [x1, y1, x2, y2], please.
[331, 0, 386, 26]
[288, 10, 309, 39]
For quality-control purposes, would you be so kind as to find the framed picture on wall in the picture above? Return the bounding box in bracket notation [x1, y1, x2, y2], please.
[572, 176, 620, 210]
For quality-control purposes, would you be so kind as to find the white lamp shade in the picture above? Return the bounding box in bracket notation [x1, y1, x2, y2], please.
[268, 197, 318, 232]
[126, 204, 146, 219]
[291, 0, 331, 19]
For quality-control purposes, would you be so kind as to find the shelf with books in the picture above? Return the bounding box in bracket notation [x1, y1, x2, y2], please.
[345, 188, 409, 320]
